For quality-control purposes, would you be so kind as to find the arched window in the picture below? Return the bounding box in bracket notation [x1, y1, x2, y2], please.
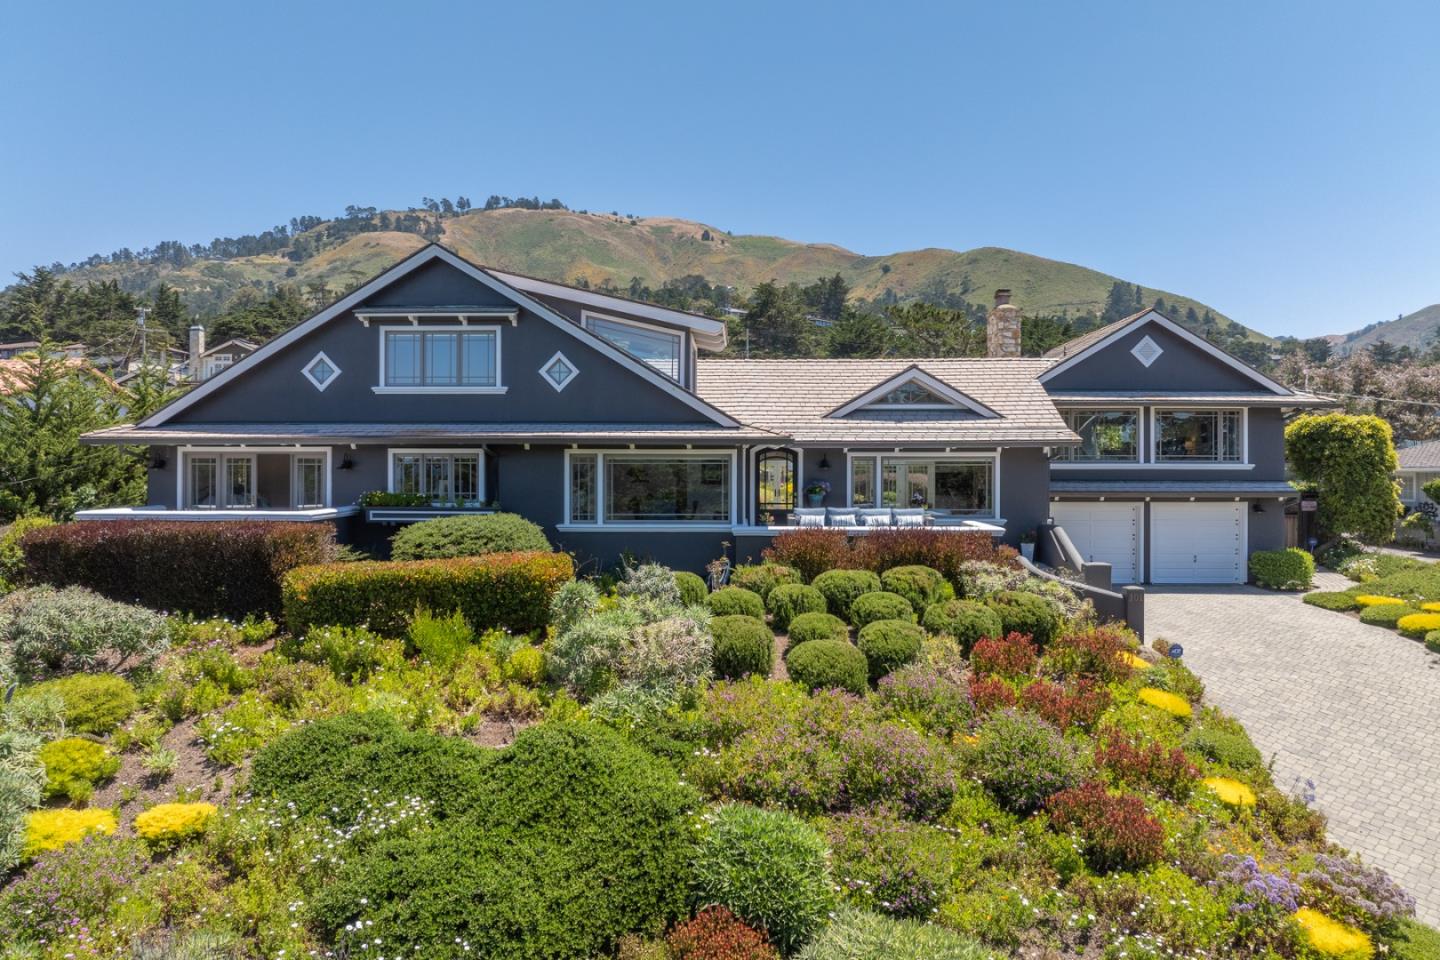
[756, 449, 797, 515]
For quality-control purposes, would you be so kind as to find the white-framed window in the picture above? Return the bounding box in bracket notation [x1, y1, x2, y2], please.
[293, 455, 326, 508]
[848, 452, 998, 518]
[302, 351, 341, 392]
[388, 449, 484, 504]
[1154, 409, 1243, 463]
[179, 447, 331, 510]
[540, 350, 578, 392]
[184, 452, 255, 508]
[1055, 409, 1141, 462]
[583, 311, 683, 383]
[865, 381, 957, 409]
[564, 450, 734, 527]
[375, 326, 504, 394]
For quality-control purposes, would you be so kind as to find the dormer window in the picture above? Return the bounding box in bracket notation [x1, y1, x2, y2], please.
[583, 311, 683, 383]
[826, 366, 997, 419]
[375, 326, 506, 395]
[870, 381, 955, 408]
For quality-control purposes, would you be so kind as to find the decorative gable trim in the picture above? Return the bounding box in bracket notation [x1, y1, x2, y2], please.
[1039, 310, 1291, 395]
[140, 244, 739, 428]
[824, 365, 999, 419]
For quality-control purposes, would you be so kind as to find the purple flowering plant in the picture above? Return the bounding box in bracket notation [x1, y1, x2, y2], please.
[1302, 853, 1415, 932]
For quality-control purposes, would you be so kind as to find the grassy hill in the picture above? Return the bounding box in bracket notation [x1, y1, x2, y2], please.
[41, 207, 1259, 339]
[1337, 303, 1440, 354]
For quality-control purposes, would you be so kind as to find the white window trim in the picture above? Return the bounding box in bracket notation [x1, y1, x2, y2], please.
[843, 449, 1002, 521]
[386, 448, 487, 502]
[539, 350, 579, 392]
[1149, 407, 1253, 470]
[302, 351, 341, 392]
[291, 454, 328, 509]
[581, 310, 687, 386]
[1051, 406, 1145, 467]
[827, 366, 998, 419]
[176, 446, 332, 509]
[373, 324, 507, 395]
[560, 448, 737, 531]
[748, 445, 804, 523]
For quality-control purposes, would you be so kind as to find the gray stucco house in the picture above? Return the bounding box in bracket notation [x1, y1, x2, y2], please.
[79, 243, 1327, 583]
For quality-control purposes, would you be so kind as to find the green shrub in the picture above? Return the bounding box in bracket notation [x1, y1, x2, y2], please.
[708, 586, 765, 619]
[39, 737, 119, 802]
[1358, 603, 1414, 627]
[547, 599, 712, 698]
[986, 590, 1062, 647]
[407, 608, 476, 667]
[0, 587, 169, 679]
[1249, 548, 1315, 590]
[13, 674, 136, 735]
[712, 616, 775, 680]
[812, 569, 882, 618]
[550, 578, 601, 633]
[823, 809, 972, 919]
[501, 644, 545, 685]
[875, 661, 973, 738]
[278, 624, 401, 681]
[619, 562, 684, 606]
[797, 907, 994, 960]
[766, 583, 827, 632]
[856, 620, 924, 683]
[787, 611, 849, 645]
[0, 731, 44, 873]
[785, 639, 868, 694]
[921, 599, 1002, 654]
[972, 709, 1082, 813]
[675, 571, 709, 606]
[390, 512, 551, 560]
[1391, 919, 1440, 960]
[281, 551, 573, 636]
[310, 723, 698, 960]
[879, 565, 951, 613]
[849, 590, 915, 628]
[1303, 591, 1362, 612]
[691, 803, 834, 953]
[0, 516, 53, 593]
[730, 563, 802, 601]
[1427, 630, 1440, 654]
[1184, 718, 1264, 771]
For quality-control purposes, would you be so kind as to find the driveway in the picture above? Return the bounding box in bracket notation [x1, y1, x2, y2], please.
[1146, 583, 1440, 926]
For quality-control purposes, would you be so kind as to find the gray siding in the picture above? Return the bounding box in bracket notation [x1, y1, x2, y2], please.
[1046, 322, 1269, 392]
[1050, 405, 1286, 482]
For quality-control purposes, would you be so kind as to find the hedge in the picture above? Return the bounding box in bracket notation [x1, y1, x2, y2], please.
[1302, 591, 1361, 612]
[1249, 548, 1315, 591]
[1357, 603, 1414, 628]
[21, 520, 335, 619]
[390, 512, 551, 560]
[282, 551, 573, 636]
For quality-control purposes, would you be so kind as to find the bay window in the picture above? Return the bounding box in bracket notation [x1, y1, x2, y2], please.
[1154, 409, 1243, 463]
[1056, 409, 1138, 462]
[381, 328, 498, 390]
[566, 451, 732, 525]
[390, 450, 483, 504]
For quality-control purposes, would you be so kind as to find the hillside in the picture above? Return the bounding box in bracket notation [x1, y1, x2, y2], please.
[33, 206, 1258, 339]
[1337, 303, 1440, 354]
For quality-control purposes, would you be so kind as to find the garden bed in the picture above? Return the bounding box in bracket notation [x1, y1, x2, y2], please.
[1303, 548, 1440, 653]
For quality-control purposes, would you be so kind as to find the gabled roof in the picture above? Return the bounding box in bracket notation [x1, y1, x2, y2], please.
[825, 365, 999, 419]
[198, 338, 259, 357]
[1397, 440, 1440, 471]
[139, 244, 740, 429]
[1040, 309, 1292, 396]
[696, 358, 1075, 446]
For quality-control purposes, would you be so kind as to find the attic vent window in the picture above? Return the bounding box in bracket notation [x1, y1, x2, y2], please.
[302, 352, 340, 392]
[871, 382, 953, 407]
[1131, 335, 1163, 368]
[541, 351, 578, 392]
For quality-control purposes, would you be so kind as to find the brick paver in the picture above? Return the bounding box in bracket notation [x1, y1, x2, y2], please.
[1147, 585, 1440, 926]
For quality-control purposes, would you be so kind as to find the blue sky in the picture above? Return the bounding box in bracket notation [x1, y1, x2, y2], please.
[2, 0, 1437, 338]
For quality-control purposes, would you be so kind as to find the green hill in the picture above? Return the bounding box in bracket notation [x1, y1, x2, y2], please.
[1337, 303, 1440, 354]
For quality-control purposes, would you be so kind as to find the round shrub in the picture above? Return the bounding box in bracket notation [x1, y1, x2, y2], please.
[666, 905, 779, 960]
[986, 590, 1062, 647]
[850, 591, 915, 628]
[1427, 630, 1440, 653]
[712, 616, 775, 680]
[21, 808, 117, 860]
[39, 737, 118, 802]
[1249, 547, 1315, 590]
[921, 599, 1002, 654]
[1398, 612, 1440, 638]
[1358, 603, 1414, 628]
[797, 907, 992, 960]
[708, 586, 765, 619]
[14, 674, 136, 735]
[691, 803, 834, 953]
[0, 586, 169, 679]
[620, 562, 684, 605]
[1184, 722, 1263, 771]
[133, 802, 217, 845]
[787, 611, 849, 646]
[812, 569, 882, 618]
[971, 709, 1082, 813]
[311, 723, 699, 960]
[856, 620, 924, 683]
[880, 565, 951, 614]
[785, 639, 868, 695]
[390, 512, 551, 560]
[675, 571, 709, 606]
[731, 562, 803, 601]
[1303, 591, 1362, 612]
[766, 583, 827, 633]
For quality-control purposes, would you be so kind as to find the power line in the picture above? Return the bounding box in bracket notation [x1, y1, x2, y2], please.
[1314, 389, 1440, 410]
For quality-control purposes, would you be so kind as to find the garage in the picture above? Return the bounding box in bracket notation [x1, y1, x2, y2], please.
[1048, 501, 1141, 584]
[1150, 501, 1245, 583]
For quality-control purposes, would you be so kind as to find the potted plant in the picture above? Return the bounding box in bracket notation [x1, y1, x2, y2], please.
[1019, 530, 1036, 561]
[804, 478, 831, 507]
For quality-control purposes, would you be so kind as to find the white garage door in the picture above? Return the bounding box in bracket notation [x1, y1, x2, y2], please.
[1049, 501, 1141, 584]
[1150, 502, 1245, 583]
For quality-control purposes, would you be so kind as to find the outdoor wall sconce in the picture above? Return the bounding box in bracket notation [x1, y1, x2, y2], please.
[817, 456, 831, 469]
[338, 458, 355, 470]
[150, 457, 167, 470]
[1251, 502, 1264, 513]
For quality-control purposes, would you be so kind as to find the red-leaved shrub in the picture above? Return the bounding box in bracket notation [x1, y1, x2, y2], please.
[21, 520, 335, 619]
[1095, 729, 1200, 799]
[1019, 678, 1111, 732]
[762, 529, 854, 582]
[969, 632, 1038, 679]
[1046, 624, 1138, 682]
[1047, 781, 1165, 871]
[968, 674, 1018, 714]
[667, 906, 779, 960]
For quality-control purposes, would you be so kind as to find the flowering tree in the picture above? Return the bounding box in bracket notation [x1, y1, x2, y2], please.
[1284, 413, 1401, 543]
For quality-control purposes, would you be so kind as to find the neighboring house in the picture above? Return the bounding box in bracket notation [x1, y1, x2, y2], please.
[180, 332, 260, 382]
[0, 340, 87, 360]
[1396, 441, 1440, 510]
[77, 243, 1327, 582]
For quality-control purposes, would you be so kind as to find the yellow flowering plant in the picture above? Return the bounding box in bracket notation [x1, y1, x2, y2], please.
[1420, 601, 1440, 612]
[134, 802, 218, 844]
[1120, 651, 1150, 670]
[23, 807, 117, 859]
[1136, 687, 1193, 719]
[1294, 908, 1373, 958]
[1395, 612, 1440, 638]
[1353, 595, 1406, 607]
[1202, 776, 1257, 808]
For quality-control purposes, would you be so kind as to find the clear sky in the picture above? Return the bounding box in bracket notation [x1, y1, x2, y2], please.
[2, 0, 1437, 338]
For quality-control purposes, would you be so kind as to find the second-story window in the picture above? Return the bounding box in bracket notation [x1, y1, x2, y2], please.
[584, 313, 683, 382]
[384, 329, 497, 388]
[1155, 409, 1243, 462]
[1056, 409, 1139, 462]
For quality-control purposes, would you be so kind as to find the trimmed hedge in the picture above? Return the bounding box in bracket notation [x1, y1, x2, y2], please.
[1249, 548, 1315, 591]
[21, 520, 335, 619]
[986, 590, 1062, 647]
[712, 616, 775, 680]
[730, 563, 803, 601]
[1426, 630, 1440, 653]
[390, 512, 551, 560]
[709, 586, 766, 619]
[675, 571, 709, 606]
[767, 584, 827, 633]
[856, 619, 925, 683]
[1303, 591, 1361, 612]
[849, 591, 915, 628]
[787, 612, 849, 646]
[1397, 612, 1440, 638]
[282, 551, 573, 636]
[1357, 603, 1414, 628]
[921, 599, 1002, 654]
[14, 674, 136, 735]
[879, 565, 951, 613]
[785, 639, 868, 695]
[812, 569, 882, 618]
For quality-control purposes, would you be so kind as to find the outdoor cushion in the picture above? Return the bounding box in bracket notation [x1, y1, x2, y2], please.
[793, 507, 827, 528]
[826, 508, 859, 527]
[858, 508, 894, 527]
[893, 508, 927, 527]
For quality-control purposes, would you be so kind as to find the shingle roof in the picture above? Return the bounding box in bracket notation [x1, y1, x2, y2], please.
[1043, 310, 1148, 358]
[82, 421, 780, 445]
[695, 358, 1076, 446]
[1397, 440, 1440, 470]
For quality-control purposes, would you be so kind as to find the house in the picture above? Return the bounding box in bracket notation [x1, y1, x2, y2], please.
[0, 340, 87, 360]
[1396, 440, 1440, 511]
[77, 243, 1328, 582]
[180, 329, 260, 382]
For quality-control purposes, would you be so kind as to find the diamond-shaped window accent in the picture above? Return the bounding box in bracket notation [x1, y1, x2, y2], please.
[302, 351, 341, 391]
[540, 351, 578, 392]
[1130, 335, 1163, 368]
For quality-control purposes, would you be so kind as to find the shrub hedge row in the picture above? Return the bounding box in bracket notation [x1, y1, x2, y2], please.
[1249, 548, 1315, 591]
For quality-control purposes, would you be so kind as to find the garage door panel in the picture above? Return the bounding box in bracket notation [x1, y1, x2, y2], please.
[1150, 503, 1244, 583]
[1049, 502, 1141, 584]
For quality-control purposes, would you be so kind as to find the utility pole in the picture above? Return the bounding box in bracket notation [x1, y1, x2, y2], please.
[136, 306, 149, 367]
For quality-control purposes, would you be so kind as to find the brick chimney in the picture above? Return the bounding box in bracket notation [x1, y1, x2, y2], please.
[188, 324, 206, 381]
[986, 289, 1021, 358]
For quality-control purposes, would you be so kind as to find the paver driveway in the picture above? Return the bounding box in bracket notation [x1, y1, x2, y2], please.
[1147, 583, 1440, 926]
